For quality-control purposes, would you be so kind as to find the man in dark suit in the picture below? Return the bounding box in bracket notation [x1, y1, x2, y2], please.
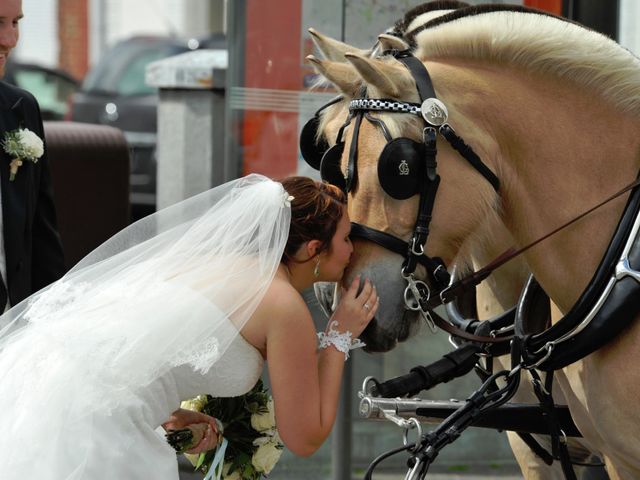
[0, 0, 65, 311]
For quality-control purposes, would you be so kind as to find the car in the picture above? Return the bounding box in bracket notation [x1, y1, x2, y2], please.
[2, 60, 79, 121]
[68, 34, 227, 221]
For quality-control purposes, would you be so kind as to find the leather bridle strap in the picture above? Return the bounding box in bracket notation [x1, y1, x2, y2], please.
[440, 125, 500, 192]
[402, 127, 443, 279]
[346, 112, 364, 193]
[427, 306, 512, 343]
[395, 51, 437, 99]
[350, 222, 446, 273]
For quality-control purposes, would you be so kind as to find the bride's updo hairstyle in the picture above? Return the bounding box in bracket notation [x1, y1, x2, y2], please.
[280, 176, 347, 263]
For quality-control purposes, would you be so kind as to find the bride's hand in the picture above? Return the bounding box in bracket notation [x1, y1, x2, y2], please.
[330, 275, 378, 338]
[184, 422, 218, 454]
[163, 408, 220, 453]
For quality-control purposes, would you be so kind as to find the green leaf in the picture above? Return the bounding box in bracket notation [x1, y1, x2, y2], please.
[195, 452, 207, 469]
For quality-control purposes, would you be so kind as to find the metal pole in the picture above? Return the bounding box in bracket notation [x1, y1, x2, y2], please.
[332, 7, 353, 478]
[88, 0, 107, 66]
[223, 0, 246, 181]
[332, 357, 353, 480]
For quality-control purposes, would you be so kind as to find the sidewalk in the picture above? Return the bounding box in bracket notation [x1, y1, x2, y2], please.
[365, 475, 522, 480]
[178, 457, 523, 480]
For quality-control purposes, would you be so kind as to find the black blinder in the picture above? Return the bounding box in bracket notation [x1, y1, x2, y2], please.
[320, 143, 347, 191]
[300, 116, 329, 170]
[300, 96, 345, 170]
[378, 138, 424, 199]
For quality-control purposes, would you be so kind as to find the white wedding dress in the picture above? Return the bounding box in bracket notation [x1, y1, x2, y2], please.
[0, 175, 288, 480]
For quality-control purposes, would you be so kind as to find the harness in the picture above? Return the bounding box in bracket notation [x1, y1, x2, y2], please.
[301, 47, 640, 478]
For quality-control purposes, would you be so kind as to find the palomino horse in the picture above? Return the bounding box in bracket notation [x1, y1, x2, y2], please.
[308, 3, 607, 478]
[305, 5, 640, 479]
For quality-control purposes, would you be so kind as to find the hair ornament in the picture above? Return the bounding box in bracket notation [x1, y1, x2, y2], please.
[282, 192, 295, 208]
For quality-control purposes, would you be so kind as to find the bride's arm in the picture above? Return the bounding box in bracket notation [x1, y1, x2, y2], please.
[265, 276, 377, 457]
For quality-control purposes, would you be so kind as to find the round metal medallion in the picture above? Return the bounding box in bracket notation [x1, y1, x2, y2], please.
[420, 98, 448, 126]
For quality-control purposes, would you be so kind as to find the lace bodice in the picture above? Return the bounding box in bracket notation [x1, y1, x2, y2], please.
[137, 333, 264, 429]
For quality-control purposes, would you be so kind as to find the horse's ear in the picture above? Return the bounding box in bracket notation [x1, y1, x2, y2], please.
[308, 28, 370, 62]
[306, 55, 360, 96]
[377, 34, 409, 53]
[344, 52, 414, 99]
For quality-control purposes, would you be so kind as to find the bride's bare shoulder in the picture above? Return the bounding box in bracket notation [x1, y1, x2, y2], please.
[263, 276, 307, 313]
[242, 276, 311, 350]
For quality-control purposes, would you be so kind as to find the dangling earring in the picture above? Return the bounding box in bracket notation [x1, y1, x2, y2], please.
[314, 259, 321, 278]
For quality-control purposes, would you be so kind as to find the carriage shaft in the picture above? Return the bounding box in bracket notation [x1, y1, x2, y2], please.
[359, 396, 581, 437]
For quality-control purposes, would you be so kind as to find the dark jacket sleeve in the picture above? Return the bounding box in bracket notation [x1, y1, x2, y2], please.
[28, 96, 66, 291]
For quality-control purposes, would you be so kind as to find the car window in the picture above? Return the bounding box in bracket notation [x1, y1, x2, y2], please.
[115, 49, 174, 96]
[83, 41, 188, 96]
[12, 69, 77, 118]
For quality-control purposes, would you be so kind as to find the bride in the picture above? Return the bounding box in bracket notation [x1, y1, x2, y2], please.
[0, 174, 378, 479]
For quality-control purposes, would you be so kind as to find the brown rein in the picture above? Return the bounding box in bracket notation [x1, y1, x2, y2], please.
[431, 176, 640, 344]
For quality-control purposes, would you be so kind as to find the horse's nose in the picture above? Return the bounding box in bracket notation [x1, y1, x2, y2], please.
[360, 321, 397, 352]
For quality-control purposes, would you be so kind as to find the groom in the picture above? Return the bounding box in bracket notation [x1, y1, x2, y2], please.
[0, 0, 65, 312]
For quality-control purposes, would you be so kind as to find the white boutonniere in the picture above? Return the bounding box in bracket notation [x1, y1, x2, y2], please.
[3, 128, 44, 181]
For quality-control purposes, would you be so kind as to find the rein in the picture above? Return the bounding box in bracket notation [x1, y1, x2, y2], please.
[433, 175, 640, 310]
[418, 175, 640, 347]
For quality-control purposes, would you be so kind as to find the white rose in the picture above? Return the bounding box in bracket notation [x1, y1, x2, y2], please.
[17, 129, 44, 160]
[250, 399, 275, 432]
[251, 441, 283, 474]
[180, 394, 208, 412]
[253, 429, 282, 447]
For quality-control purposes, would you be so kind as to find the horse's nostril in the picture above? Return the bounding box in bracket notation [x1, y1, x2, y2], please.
[397, 321, 411, 342]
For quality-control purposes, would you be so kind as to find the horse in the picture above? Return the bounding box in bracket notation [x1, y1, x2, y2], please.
[307, 4, 610, 478]
[307, 3, 608, 478]
[303, 4, 640, 479]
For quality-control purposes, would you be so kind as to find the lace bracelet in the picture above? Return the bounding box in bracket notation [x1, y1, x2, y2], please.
[317, 320, 366, 360]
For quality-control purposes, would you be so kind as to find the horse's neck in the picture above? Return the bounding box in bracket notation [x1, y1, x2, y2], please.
[464, 219, 529, 315]
[435, 61, 640, 312]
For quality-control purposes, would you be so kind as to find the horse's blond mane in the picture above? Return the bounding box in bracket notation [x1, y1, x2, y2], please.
[414, 11, 640, 117]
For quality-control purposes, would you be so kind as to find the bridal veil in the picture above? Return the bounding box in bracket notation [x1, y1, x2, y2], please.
[0, 174, 290, 473]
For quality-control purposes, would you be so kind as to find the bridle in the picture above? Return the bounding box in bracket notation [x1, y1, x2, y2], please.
[301, 49, 501, 331]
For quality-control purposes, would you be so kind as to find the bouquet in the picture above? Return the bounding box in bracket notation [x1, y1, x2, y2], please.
[166, 380, 284, 479]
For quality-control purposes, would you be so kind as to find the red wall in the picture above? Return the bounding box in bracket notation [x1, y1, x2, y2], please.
[241, 0, 303, 178]
[58, 0, 89, 80]
[524, 0, 563, 15]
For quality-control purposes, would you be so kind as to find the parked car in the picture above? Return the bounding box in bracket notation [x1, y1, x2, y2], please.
[68, 34, 227, 221]
[2, 60, 79, 120]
